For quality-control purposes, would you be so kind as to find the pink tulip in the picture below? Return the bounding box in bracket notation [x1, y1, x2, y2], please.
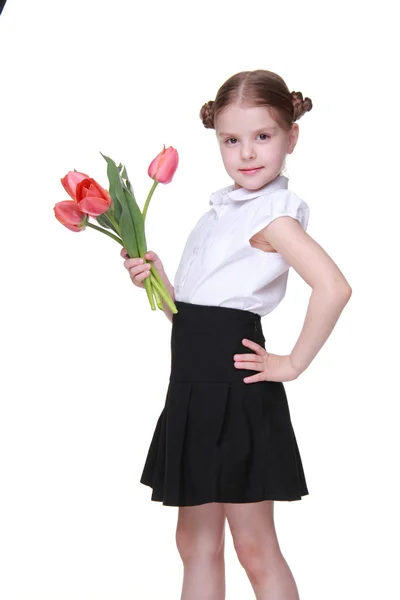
[75, 178, 112, 216]
[148, 145, 179, 184]
[61, 171, 90, 201]
[54, 200, 87, 232]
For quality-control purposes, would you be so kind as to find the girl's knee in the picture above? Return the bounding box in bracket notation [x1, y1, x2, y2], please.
[225, 500, 278, 575]
[175, 504, 225, 563]
[234, 537, 281, 579]
[176, 525, 224, 562]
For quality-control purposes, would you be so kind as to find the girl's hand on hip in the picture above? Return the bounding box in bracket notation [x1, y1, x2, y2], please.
[233, 338, 300, 383]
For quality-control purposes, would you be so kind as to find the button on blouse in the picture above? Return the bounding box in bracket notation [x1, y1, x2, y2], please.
[173, 175, 310, 317]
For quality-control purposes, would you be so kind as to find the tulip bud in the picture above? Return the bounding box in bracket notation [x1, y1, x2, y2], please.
[75, 177, 112, 217]
[148, 145, 179, 184]
[61, 171, 90, 201]
[54, 200, 88, 231]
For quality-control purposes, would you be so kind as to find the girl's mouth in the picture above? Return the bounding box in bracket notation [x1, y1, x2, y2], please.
[240, 167, 263, 174]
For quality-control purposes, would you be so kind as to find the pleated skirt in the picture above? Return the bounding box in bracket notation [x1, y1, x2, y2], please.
[140, 300, 309, 507]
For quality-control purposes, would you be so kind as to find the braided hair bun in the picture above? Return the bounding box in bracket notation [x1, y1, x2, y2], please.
[199, 100, 215, 129]
[291, 91, 313, 121]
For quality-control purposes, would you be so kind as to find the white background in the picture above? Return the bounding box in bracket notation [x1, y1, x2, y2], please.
[0, 0, 399, 598]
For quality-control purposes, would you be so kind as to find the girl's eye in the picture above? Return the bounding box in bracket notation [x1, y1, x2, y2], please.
[224, 134, 270, 145]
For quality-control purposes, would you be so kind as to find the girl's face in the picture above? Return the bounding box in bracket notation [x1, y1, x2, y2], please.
[215, 104, 299, 190]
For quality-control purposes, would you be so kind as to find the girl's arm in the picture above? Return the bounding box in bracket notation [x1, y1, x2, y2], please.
[261, 217, 352, 375]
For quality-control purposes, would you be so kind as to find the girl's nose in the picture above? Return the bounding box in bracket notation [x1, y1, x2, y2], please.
[241, 143, 256, 160]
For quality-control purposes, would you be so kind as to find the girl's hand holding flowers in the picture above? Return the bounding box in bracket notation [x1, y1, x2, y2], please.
[121, 248, 152, 289]
[234, 339, 300, 383]
[121, 248, 172, 294]
[54, 146, 179, 314]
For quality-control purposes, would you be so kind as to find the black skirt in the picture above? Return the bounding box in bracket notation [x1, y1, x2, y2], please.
[140, 300, 309, 507]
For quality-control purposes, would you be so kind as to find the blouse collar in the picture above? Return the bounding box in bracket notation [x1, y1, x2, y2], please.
[209, 174, 289, 205]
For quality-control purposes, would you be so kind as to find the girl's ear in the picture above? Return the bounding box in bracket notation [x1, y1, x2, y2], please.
[287, 123, 299, 154]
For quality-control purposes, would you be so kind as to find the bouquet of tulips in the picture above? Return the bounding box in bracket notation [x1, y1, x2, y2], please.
[54, 146, 179, 314]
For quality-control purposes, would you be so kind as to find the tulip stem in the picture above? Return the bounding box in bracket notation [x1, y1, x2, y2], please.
[149, 263, 167, 291]
[87, 222, 124, 245]
[107, 214, 121, 236]
[149, 273, 178, 314]
[148, 264, 175, 307]
[142, 180, 159, 221]
[152, 283, 164, 311]
[144, 276, 156, 310]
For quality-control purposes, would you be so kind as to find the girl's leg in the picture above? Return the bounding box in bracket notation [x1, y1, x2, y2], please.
[176, 502, 226, 600]
[224, 500, 300, 600]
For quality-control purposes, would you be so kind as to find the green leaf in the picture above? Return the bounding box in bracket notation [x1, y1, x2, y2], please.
[100, 152, 123, 223]
[95, 213, 119, 234]
[110, 160, 127, 209]
[101, 153, 144, 257]
[118, 162, 136, 205]
[123, 185, 147, 257]
[121, 165, 135, 198]
[119, 204, 139, 257]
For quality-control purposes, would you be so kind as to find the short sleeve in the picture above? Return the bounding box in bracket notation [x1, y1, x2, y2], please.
[248, 189, 310, 238]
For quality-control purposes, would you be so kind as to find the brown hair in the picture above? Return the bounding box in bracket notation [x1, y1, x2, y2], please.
[199, 69, 312, 131]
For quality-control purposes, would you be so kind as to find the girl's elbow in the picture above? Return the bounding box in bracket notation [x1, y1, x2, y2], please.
[328, 281, 352, 302]
[316, 279, 352, 301]
[339, 284, 352, 307]
[337, 278, 352, 299]
[344, 284, 352, 299]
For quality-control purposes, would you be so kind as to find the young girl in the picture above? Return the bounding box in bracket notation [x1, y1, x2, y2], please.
[121, 69, 352, 600]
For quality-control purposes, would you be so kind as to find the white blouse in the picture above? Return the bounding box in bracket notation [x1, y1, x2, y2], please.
[173, 175, 310, 317]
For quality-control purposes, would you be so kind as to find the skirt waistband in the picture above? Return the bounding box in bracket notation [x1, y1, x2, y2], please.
[170, 301, 265, 383]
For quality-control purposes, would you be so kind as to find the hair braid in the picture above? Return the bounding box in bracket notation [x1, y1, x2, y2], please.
[199, 100, 215, 129]
[291, 91, 313, 121]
